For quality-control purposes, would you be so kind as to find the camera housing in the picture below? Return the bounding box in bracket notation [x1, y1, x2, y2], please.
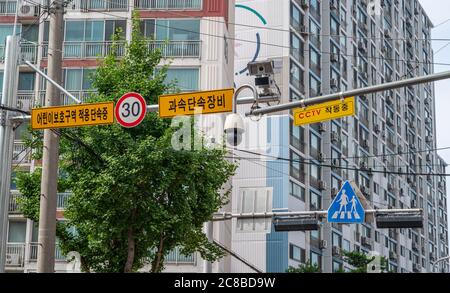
[224, 113, 245, 146]
[247, 60, 275, 77]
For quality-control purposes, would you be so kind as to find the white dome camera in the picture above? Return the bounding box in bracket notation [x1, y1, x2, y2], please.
[224, 113, 245, 146]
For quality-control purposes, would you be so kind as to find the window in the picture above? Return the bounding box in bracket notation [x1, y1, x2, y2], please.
[63, 68, 96, 91]
[166, 68, 199, 92]
[289, 244, 305, 262]
[8, 221, 26, 243]
[310, 251, 322, 270]
[290, 62, 304, 91]
[310, 190, 321, 210]
[156, 19, 200, 41]
[290, 181, 305, 201]
[310, 74, 321, 96]
[140, 19, 156, 38]
[332, 232, 342, 248]
[343, 239, 351, 252]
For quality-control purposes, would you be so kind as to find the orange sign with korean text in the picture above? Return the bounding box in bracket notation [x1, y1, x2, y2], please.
[31, 102, 114, 130]
[158, 89, 234, 118]
[293, 97, 356, 126]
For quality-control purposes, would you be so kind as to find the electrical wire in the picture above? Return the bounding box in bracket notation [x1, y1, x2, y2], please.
[226, 149, 450, 177]
[232, 145, 450, 163]
[71, 7, 450, 68]
[83, 0, 450, 43]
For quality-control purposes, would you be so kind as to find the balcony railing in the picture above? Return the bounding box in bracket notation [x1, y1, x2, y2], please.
[0, 42, 38, 64]
[134, 0, 202, 10]
[42, 41, 125, 59]
[0, 0, 16, 15]
[57, 192, 71, 210]
[149, 40, 201, 58]
[8, 191, 22, 213]
[29, 243, 66, 261]
[39, 90, 97, 106]
[71, 0, 129, 11]
[5, 243, 25, 268]
[165, 247, 196, 264]
[17, 91, 35, 112]
[12, 141, 31, 165]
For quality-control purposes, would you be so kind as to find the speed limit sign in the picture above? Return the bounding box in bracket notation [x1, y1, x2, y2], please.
[115, 92, 147, 128]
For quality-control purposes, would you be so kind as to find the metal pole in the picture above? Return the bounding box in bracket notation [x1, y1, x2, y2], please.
[246, 71, 450, 116]
[432, 256, 450, 273]
[37, 0, 64, 273]
[24, 61, 81, 104]
[0, 35, 20, 273]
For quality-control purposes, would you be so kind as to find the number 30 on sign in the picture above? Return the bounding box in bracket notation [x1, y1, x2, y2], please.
[115, 92, 147, 128]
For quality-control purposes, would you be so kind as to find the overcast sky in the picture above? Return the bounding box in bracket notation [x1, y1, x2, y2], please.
[418, 1, 450, 163]
[419, 0, 450, 241]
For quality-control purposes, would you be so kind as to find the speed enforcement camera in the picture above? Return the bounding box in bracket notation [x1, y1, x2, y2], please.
[367, 255, 383, 273]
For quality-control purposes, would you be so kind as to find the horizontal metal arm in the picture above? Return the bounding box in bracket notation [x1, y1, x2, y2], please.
[25, 60, 82, 105]
[246, 70, 450, 116]
[212, 209, 423, 221]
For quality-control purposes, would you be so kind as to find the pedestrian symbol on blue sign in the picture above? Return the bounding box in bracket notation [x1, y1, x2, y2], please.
[328, 181, 365, 224]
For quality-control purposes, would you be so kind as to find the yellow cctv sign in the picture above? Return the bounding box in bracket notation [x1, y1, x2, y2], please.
[31, 101, 115, 130]
[293, 97, 356, 126]
[158, 88, 234, 118]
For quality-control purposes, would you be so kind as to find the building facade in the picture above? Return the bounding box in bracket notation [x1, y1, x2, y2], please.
[232, 0, 449, 273]
[1, 0, 234, 272]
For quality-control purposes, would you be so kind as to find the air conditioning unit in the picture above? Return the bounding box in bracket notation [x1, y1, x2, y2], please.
[426, 135, 433, 143]
[299, 25, 308, 36]
[330, 0, 338, 10]
[330, 78, 338, 88]
[330, 53, 339, 63]
[386, 95, 393, 105]
[440, 234, 446, 241]
[397, 145, 403, 153]
[331, 131, 339, 142]
[319, 240, 327, 249]
[386, 117, 394, 126]
[318, 152, 325, 162]
[425, 117, 432, 125]
[300, 0, 309, 9]
[388, 183, 394, 192]
[426, 153, 433, 162]
[318, 122, 326, 133]
[429, 253, 435, 261]
[424, 98, 431, 106]
[18, 0, 39, 17]
[413, 263, 421, 272]
[374, 124, 381, 134]
[361, 72, 369, 79]
[318, 180, 327, 191]
[360, 161, 368, 169]
[362, 139, 369, 149]
[438, 181, 445, 188]
[389, 251, 397, 260]
[5, 253, 20, 266]
[384, 29, 392, 38]
[332, 246, 341, 256]
[358, 41, 367, 52]
[331, 187, 338, 196]
[361, 236, 370, 246]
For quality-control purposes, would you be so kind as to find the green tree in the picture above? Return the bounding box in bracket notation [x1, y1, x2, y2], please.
[286, 261, 321, 273]
[15, 12, 236, 273]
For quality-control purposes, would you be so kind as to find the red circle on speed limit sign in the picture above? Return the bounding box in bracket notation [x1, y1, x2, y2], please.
[115, 92, 147, 128]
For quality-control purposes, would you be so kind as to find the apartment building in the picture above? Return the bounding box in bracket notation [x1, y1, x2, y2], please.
[1, 0, 234, 272]
[232, 0, 449, 273]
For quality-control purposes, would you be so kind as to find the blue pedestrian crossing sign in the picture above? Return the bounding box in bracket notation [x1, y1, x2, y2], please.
[328, 181, 365, 224]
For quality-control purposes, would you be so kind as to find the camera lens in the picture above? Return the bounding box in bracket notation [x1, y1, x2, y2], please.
[259, 66, 264, 72]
